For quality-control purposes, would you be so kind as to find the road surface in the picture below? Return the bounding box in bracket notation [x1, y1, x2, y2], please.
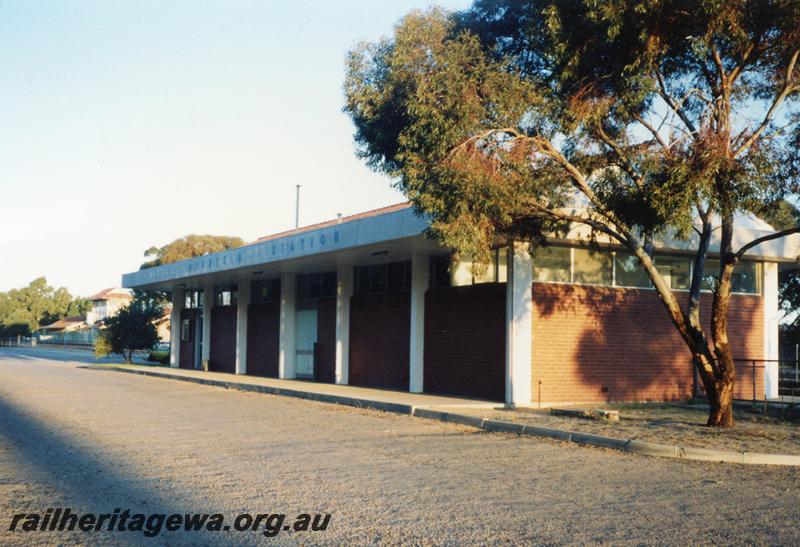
[0, 349, 798, 545]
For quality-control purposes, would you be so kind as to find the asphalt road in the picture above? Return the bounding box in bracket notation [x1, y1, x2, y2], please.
[0, 348, 798, 546]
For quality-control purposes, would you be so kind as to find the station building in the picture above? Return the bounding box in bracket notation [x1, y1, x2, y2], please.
[122, 202, 798, 405]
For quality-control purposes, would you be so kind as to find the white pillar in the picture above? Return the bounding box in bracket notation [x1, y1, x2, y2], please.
[235, 281, 250, 375]
[169, 288, 183, 368]
[202, 283, 214, 370]
[505, 242, 533, 406]
[409, 254, 429, 393]
[278, 273, 297, 379]
[763, 261, 780, 399]
[335, 265, 353, 384]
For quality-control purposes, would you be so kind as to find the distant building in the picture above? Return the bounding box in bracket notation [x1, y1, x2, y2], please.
[86, 288, 133, 326]
[38, 316, 88, 333]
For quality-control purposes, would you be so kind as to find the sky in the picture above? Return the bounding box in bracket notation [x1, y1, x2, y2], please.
[0, 0, 471, 296]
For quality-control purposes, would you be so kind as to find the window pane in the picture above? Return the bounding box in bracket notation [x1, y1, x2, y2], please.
[701, 259, 720, 291]
[656, 256, 691, 290]
[354, 266, 370, 294]
[450, 258, 473, 287]
[430, 256, 451, 288]
[614, 252, 650, 288]
[732, 261, 759, 294]
[181, 319, 190, 341]
[387, 262, 406, 292]
[369, 264, 387, 293]
[497, 248, 508, 283]
[473, 251, 497, 284]
[573, 248, 612, 285]
[534, 246, 571, 283]
[322, 272, 337, 297]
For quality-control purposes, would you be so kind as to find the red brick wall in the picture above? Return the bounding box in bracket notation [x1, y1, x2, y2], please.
[349, 292, 410, 390]
[315, 297, 337, 383]
[209, 306, 237, 374]
[531, 283, 764, 404]
[246, 302, 280, 378]
[423, 284, 506, 401]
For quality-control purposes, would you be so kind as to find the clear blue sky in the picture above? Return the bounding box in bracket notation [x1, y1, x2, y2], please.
[0, 0, 471, 296]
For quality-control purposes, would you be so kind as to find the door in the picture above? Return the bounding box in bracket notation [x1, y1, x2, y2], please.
[295, 309, 317, 379]
[194, 315, 204, 370]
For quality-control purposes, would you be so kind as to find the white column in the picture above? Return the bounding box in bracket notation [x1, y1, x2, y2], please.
[409, 254, 429, 393]
[505, 242, 533, 406]
[763, 262, 780, 399]
[235, 281, 250, 375]
[169, 288, 184, 368]
[201, 283, 214, 370]
[278, 273, 297, 379]
[335, 265, 353, 384]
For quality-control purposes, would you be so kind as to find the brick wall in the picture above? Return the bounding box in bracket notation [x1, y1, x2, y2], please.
[423, 284, 506, 401]
[349, 292, 410, 390]
[315, 297, 337, 383]
[246, 302, 280, 378]
[209, 306, 237, 374]
[531, 283, 764, 404]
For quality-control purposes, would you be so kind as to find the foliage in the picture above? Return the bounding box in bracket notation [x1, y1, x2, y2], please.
[758, 199, 800, 319]
[140, 235, 245, 269]
[344, 1, 800, 426]
[97, 294, 163, 363]
[0, 277, 89, 334]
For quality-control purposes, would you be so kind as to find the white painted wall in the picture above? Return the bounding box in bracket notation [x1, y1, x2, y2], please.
[505, 243, 533, 406]
[169, 289, 183, 368]
[235, 281, 250, 375]
[763, 262, 780, 399]
[279, 273, 297, 379]
[409, 253, 429, 393]
[201, 283, 214, 369]
[335, 265, 353, 385]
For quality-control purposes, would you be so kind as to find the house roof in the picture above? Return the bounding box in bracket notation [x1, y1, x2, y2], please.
[39, 316, 87, 331]
[88, 287, 133, 302]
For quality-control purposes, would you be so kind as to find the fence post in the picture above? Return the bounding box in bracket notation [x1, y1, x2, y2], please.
[752, 360, 756, 405]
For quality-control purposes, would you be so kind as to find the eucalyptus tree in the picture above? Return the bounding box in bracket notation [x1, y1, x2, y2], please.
[344, 1, 800, 426]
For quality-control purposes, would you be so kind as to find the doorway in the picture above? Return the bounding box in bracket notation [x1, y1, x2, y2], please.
[295, 309, 317, 379]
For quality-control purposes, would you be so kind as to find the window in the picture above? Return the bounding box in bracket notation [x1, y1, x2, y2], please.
[430, 256, 451, 289]
[297, 272, 337, 299]
[430, 249, 507, 288]
[573, 249, 612, 285]
[533, 246, 571, 283]
[354, 261, 411, 294]
[655, 256, 691, 290]
[702, 260, 760, 294]
[614, 252, 650, 288]
[732, 261, 760, 294]
[251, 278, 281, 304]
[180, 319, 191, 342]
[184, 289, 204, 309]
[215, 285, 238, 306]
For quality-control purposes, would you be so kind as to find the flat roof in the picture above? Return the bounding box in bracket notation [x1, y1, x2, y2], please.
[122, 203, 800, 292]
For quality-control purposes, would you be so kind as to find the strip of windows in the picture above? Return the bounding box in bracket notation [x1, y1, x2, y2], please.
[354, 261, 412, 294]
[251, 278, 281, 304]
[297, 272, 337, 300]
[430, 249, 508, 289]
[215, 285, 238, 306]
[183, 289, 204, 309]
[533, 246, 761, 294]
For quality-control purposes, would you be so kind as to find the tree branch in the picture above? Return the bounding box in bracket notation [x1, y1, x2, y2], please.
[734, 48, 800, 157]
[735, 226, 800, 260]
[656, 67, 698, 136]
